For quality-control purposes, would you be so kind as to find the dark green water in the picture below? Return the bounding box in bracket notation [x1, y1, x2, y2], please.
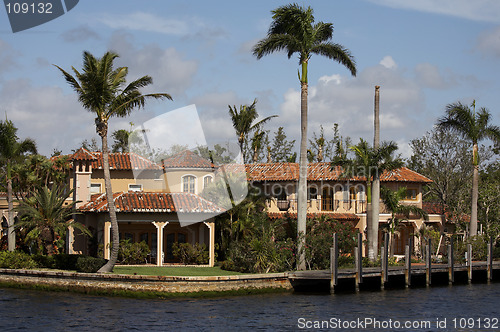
[0, 283, 498, 331]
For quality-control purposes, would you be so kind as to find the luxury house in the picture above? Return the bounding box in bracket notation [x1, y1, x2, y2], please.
[243, 162, 444, 255]
[1, 147, 445, 262]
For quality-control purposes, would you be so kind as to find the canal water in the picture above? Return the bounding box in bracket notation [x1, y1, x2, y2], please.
[0, 283, 498, 331]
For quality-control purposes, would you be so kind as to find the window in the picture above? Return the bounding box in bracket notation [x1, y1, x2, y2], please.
[90, 183, 101, 194]
[203, 175, 213, 189]
[183, 175, 196, 193]
[349, 186, 357, 200]
[308, 186, 318, 200]
[405, 188, 418, 200]
[128, 184, 143, 192]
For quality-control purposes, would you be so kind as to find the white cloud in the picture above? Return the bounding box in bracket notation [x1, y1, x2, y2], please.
[367, 0, 500, 23]
[476, 26, 500, 57]
[0, 79, 95, 156]
[379, 56, 397, 70]
[108, 32, 198, 97]
[90, 12, 190, 35]
[414, 63, 455, 89]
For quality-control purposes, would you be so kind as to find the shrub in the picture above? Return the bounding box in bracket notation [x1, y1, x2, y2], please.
[118, 240, 151, 265]
[0, 251, 38, 269]
[172, 242, 209, 265]
[75, 256, 107, 273]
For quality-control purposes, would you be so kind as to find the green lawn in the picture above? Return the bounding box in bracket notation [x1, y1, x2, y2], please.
[113, 266, 245, 277]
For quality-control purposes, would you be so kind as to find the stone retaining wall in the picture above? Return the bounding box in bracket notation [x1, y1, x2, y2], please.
[0, 268, 293, 295]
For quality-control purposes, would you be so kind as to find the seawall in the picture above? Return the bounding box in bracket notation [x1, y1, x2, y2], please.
[0, 268, 293, 297]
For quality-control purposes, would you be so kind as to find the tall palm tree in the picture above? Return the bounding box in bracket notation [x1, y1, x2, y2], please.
[436, 100, 500, 236]
[333, 138, 402, 260]
[380, 186, 428, 257]
[55, 51, 172, 272]
[0, 119, 37, 251]
[228, 99, 277, 163]
[15, 185, 90, 255]
[253, 4, 356, 270]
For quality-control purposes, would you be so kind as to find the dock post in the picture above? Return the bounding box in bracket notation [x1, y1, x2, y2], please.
[448, 236, 454, 284]
[330, 233, 338, 294]
[467, 243, 472, 284]
[355, 233, 363, 291]
[381, 233, 389, 289]
[405, 237, 412, 287]
[487, 236, 493, 282]
[426, 238, 431, 286]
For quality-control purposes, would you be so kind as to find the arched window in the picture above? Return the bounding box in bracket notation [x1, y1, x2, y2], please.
[182, 175, 196, 194]
[203, 175, 213, 189]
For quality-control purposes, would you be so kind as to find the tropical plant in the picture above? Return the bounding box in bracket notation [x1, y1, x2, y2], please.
[267, 126, 295, 163]
[0, 119, 37, 251]
[15, 185, 90, 255]
[253, 3, 356, 269]
[55, 51, 172, 272]
[228, 99, 277, 163]
[380, 186, 428, 257]
[436, 100, 500, 236]
[333, 138, 402, 260]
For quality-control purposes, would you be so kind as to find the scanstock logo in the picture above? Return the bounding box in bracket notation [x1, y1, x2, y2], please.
[3, 0, 79, 33]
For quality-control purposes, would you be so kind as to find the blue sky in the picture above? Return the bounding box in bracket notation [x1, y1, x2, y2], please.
[1, 0, 500, 158]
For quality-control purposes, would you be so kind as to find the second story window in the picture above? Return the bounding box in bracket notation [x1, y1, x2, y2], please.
[405, 188, 418, 200]
[183, 175, 196, 194]
[129, 184, 143, 192]
[203, 175, 213, 189]
[90, 183, 101, 194]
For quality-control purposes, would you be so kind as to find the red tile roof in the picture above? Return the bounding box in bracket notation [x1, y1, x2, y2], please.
[162, 150, 215, 169]
[243, 163, 431, 183]
[78, 192, 225, 213]
[69, 148, 162, 170]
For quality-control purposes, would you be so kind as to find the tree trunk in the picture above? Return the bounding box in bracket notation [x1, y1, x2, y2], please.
[371, 85, 381, 259]
[297, 61, 308, 271]
[7, 163, 15, 251]
[97, 123, 120, 273]
[470, 143, 479, 236]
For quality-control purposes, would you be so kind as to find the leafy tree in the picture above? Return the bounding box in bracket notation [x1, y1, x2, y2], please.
[479, 162, 500, 239]
[11, 154, 70, 201]
[253, 3, 356, 270]
[15, 186, 90, 255]
[228, 99, 277, 163]
[267, 126, 295, 163]
[0, 119, 37, 251]
[333, 138, 403, 260]
[250, 129, 268, 163]
[55, 51, 172, 272]
[380, 186, 428, 257]
[77, 138, 100, 152]
[436, 100, 500, 236]
[408, 127, 472, 221]
[195, 144, 235, 165]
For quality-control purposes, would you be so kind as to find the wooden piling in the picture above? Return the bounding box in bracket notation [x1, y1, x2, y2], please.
[405, 237, 412, 287]
[381, 233, 389, 289]
[426, 238, 431, 286]
[355, 233, 363, 291]
[467, 243, 472, 284]
[487, 236, 493, 282]
[330, 233, 338, 294]
[448, 236, 454, 284]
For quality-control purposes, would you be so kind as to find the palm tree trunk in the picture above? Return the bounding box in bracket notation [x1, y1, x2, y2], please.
[7, 162, 15, 251]
[370, 86, 381, 260]
[97, 125, 120, 273]
[297, 64, 308, 271]
[470, 143, 479, 236]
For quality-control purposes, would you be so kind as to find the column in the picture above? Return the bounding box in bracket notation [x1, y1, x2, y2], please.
[153, 222, 168, 266]
[104, 221, 111, 260]
[204, 221, 215, 267]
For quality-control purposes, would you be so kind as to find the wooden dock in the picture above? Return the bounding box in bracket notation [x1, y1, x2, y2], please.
[288, 233, 500, 293]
